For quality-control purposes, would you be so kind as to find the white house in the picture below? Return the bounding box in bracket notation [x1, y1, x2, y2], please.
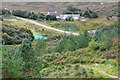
[47, 11, 82, 20]
[88, 30, 98, 37]
[47, 11, 57, 15]
[59, 14, 80, 20]
[88, 30, 97, 34]
[80, 17, 88, 21]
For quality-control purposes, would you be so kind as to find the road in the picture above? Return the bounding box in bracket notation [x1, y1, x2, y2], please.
[98, 69, 119, 78]
[16, 17, 79, 35]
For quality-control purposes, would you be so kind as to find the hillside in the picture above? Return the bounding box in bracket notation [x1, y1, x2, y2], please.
[2, 23, 34, 45]
[1, 16, 119, 78]
[2, 2, 118, 16]
[1, 2, 119, 78]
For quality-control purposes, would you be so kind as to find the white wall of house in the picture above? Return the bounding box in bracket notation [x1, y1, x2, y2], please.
[47, 11, 81, 20]
[59, 14, 80, 20]
[73, 16, 79, 20]
[47, 11, 57, 15]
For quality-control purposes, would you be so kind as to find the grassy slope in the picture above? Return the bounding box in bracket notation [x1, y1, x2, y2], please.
[2, 17, 118, 78]
[41, 48, 118, 78]
[39, 17, 116, 32]
[2, 17, 62, 36]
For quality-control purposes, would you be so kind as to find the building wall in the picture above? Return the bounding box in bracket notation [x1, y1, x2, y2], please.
[60, 14, 80, 20]
[61, 16, 79, 20]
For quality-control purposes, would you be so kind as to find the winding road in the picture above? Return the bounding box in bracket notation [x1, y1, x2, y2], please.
[98, 69, 118, 78]
[16, 17, 79, 35]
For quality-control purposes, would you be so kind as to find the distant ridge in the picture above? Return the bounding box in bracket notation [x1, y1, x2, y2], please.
[2, 2, 118, 17]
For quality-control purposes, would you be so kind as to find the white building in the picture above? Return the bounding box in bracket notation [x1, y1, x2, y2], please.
[59, 14, 80, 20]
[88, 30, 97, 34]
[47, 11, 57, 15]
[47, 11, 82, 20]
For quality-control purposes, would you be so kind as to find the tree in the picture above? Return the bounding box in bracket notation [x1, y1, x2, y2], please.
[83, 30, 92, 47]
[67, 6, 80, 12]
[19, 39, 41, 77]
[55, 32, 92, 53]
[63, 6, 81, 14]
[23, 11, 31, 18]
[2, 44, 25, 78]
[83, 8, 98, 18]
[35, 39, 47, 56]
[65, 16, 74, 21]
[12, 10, 45, 21]
[63, 10, 72, 14]
[38, 13, 45, 20]
[29, 12, 38, 20]
[1, 9, 11, 16]
[46, 15, 57, 21]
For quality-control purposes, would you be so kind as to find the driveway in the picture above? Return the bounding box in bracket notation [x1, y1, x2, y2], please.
[16, 17, 79, 35]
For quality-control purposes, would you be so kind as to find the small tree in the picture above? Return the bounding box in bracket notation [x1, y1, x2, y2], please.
[2, 44, 25, 78]
[19, 39, 41, 77]
[29, 12, 38, 20]
[38, 13, 45, 20]
[83, 31, 92, 47]
[46, 15, 57, 21]
[66, 16, 74, 21]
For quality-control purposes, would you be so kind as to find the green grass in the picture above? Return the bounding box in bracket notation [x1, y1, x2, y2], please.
[42, 47, 118, 78]
[40, 64, 94, 78]
[2, 15, 17, 19]
[2, 18, 62, 37]
[93, 69, 110, 78]
[92, 64, 118, 76]
[83, 64, 118, 77]
[2, 17, 118, 78]
[39, 18, 115, 32]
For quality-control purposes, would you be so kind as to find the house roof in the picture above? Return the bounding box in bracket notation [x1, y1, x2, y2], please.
[48, 11, 57, 15]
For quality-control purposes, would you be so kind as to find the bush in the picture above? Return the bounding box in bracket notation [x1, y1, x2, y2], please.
[87, 39, 100, 51]
[0, 9, 11, 16]
[51, 23, 79, 32]
[65, 16, 74, 21]
[40, 64, 94, 78]
[83, 8, 98, 18]
[19, 39, 42, 77]
[2, 45, 25, 78]
[46, 15, 57, 21]
[55, 32, 92, 53]
[63, 5, 81, 14]
[2, 39, 46, 78]
[2, 23, 34, 45]
[95, 23, 118, 51]
[12, 10, 45, 20]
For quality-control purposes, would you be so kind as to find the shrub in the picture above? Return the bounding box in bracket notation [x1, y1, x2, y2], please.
[63, 5, 81, 14]
[95, 23, 118, 51]
[51, 23, 79, 32]
[87, 39, 100, 51]
[62, 23, 79, 31]
[1, 9, 11, 16]
[65, 16, 74, 21]
[46, 15, 57, 21]
[2, 23, 34, 45]
[2, 45, 25, 78]
[55, 32, 92, 53]
[83, 8, 98, 18]
[19, 39, 41, 78]
[40, 64, 94, 78]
